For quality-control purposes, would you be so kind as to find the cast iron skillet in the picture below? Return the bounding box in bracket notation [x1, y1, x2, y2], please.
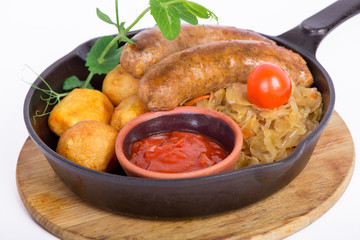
[24, 0, 360, 219]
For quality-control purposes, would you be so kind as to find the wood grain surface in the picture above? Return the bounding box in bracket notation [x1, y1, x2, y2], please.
[16, 111, 355, 240]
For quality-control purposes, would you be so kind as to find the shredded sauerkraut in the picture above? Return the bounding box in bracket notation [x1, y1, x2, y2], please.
[196, 82, 322, 169]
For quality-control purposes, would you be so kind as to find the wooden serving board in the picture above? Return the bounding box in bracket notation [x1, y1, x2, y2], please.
[16, 111, 355, 240]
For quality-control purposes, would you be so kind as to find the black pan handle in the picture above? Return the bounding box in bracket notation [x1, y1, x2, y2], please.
[276, 0, 360, 55]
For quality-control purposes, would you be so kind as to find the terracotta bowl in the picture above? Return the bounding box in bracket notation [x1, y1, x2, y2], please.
[115, 106, 243, 179]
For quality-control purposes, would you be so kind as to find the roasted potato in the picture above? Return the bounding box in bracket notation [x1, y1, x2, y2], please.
[110, 94, 148, 131]
[102, 64, 140, 106]
[56, 120, 119, 172]
[48, 88, 114, 136]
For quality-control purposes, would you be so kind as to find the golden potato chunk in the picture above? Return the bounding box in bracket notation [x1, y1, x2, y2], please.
[48, 88, 114, 136]
[56, 120, 118, 172]
[102, 64, 140, 106]
[110, 95, 148, 131]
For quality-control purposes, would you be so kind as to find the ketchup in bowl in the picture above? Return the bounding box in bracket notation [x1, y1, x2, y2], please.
[129, 131, 228, 173]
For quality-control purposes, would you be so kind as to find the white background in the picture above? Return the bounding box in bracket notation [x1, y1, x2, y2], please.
[1, 0, 359, 239]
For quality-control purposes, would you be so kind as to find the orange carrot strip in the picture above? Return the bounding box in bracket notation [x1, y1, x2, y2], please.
[184, 94, 211, 106]
[242, 129, 254, 138]
[310, 93, 318, 99]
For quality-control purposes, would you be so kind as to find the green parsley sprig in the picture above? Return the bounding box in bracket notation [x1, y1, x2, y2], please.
[33, 0, 218, 118]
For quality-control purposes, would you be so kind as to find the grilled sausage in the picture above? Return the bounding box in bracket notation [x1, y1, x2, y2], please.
[138, 40, 313, 111]
[120, 25, 275, 78]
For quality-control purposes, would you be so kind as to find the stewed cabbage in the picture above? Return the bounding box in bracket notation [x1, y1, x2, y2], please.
[196, 82, 322, 168]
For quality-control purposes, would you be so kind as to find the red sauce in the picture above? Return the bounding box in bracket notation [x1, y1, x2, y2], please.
[129, 131, 228, 173]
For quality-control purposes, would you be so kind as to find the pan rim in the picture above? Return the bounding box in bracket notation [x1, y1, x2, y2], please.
[23, 30, 335, 186]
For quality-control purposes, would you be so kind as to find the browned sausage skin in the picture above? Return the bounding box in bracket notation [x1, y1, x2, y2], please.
[120, 25, 276, 78]
[138, 40, 313, 111]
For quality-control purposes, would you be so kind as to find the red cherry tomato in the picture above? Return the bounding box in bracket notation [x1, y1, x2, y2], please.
[247, 63, 292, 109]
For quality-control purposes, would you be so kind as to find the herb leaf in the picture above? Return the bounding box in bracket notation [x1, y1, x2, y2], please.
[150, 0, 181, 40]
[85, 36, 122, 74]
[184, 1, 218, 22]
[96, 8, 116, 26]
[63, 76, 94, 90]
[172, 3, 198, 25]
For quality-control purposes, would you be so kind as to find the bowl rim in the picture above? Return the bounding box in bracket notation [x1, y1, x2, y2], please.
[115, 106, 243, 179]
